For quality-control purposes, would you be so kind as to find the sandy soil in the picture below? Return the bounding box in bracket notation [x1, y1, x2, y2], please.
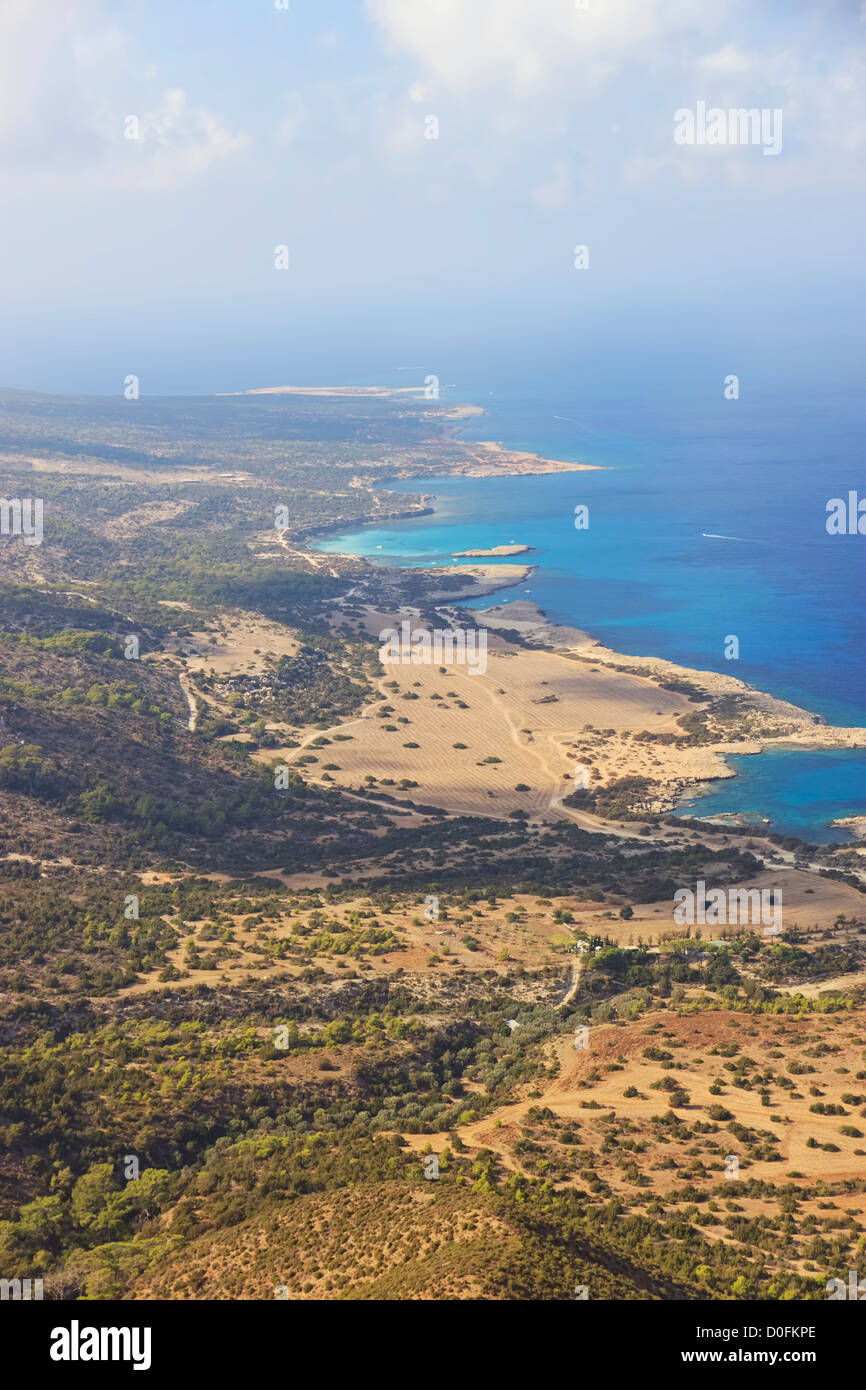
[468, 601, 866, 814]
[273, 635, 690, 820]
[428, 1008, 866, 1188]
[122, 890, 582, 997]
[543, 868, 865, 948]
[228, 587, 865, 839]
[163, 611, 299, 676]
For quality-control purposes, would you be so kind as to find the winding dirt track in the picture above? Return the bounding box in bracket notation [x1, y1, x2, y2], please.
[177, 672, 199, 732]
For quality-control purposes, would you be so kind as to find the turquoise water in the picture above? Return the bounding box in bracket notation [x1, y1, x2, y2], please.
[314, 390, 865, 842]
[677, 748, 865, 844]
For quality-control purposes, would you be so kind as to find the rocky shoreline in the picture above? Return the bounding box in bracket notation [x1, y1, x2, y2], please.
[471, 598, 866, 821]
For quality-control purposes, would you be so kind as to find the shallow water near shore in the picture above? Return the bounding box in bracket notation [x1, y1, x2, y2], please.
[314, 388, 866, 841]
[677, 747, 866, 844]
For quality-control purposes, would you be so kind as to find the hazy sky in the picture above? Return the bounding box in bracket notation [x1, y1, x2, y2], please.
[1, 0, 864, 394]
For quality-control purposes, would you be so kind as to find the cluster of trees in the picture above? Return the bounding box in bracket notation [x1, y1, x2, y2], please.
[0, 743, 55, 794]
[211, 638, 375, 728]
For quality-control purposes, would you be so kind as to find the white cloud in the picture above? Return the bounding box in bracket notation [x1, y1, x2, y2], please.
[699, 43, 754, 74]
[0, 0, 245, 191]
[366, 0, 731, 94]
[366, 0, 866, 195]
[115, 89, 246, 192]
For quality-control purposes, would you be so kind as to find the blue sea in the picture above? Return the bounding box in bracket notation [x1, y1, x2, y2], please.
[314, 385, 865, 842]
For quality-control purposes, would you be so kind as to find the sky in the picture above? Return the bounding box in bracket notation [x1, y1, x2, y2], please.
[1, 0, 864, 395]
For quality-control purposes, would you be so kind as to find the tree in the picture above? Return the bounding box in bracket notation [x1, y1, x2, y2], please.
[0, 743, 50, 793]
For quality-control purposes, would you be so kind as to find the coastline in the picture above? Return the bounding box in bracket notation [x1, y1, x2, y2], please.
[307, 511, 866, 836]
[220, 387, 597, 478]
[416, 561, 536, 601]
[299, 406, 866, 836]
[469, 598, 866, 822]
[447, 440, 600, 477]
[832, 816, 866, 841]
[296, 503, 435, 544]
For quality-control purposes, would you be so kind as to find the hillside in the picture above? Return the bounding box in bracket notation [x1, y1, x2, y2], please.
[1, 386, 865, 1304]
